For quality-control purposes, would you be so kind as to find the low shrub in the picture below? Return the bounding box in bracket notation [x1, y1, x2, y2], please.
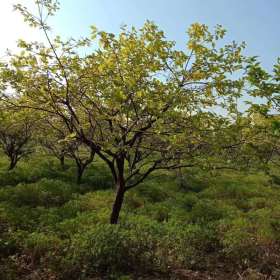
[0, 179, 77, 208]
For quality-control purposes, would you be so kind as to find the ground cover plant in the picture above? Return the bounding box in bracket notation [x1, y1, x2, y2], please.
[0, 154, 280, 279]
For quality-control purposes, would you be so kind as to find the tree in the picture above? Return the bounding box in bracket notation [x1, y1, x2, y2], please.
[0, 0, 251, 223]
[37, 118, 68, 169]
[0, 105, 34, 170]
[66, 140, 95, 184]
[37, 116, 95, 184]
[245, 57, 280, 175]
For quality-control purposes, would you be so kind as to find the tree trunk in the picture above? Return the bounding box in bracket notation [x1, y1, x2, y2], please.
[8, 158, 17, 171]
[110, 156, 126, 224]
[176, 167, 187, 189]
[60, 156, 65, 170]
[76, 165, 85, 185]
[110, 183, 125, 224]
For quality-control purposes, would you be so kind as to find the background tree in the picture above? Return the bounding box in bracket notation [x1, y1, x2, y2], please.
[37, 116, 95, 184]
[37, 118, 68, 169]
[245, 57, 280, 177]
[66, 140, 95, 184]
[0, 105, 34, 170]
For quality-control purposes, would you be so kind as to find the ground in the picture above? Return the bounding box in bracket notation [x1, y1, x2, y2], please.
[0, 152, 280, 279]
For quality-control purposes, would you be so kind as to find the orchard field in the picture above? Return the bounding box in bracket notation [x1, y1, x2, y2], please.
[1, 152, 280, 279]
[0, 0, 280, 279]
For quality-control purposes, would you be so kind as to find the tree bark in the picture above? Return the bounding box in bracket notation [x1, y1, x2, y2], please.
[76, 165, 85, 185]
[60, 156, 65, 170]
[176, 167, 188, 190]
[110, 156, 126, 224]
[110, 182, 125, 224]
[8, 158, 17, 171]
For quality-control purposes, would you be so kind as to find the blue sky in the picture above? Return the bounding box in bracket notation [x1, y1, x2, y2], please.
[48, 0, 280, 71]
[0, 0, 279, 71]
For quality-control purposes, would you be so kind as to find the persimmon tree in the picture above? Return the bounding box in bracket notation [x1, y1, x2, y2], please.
[37, 118, 68, 169]
[0, 0, 252, 223]
[0, 104, 34, 170]
[245, 58, 280, 174]
[36, 116, 95, 183]
[66, 140, 95, 184]
[249, 114, 280, 172]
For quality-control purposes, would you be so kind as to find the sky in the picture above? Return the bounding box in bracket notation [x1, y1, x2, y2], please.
[0, 0, 279, 71]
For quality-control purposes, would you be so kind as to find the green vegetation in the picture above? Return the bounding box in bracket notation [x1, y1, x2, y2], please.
[0, 0, 279, 278]
[0, 154, 280, 279]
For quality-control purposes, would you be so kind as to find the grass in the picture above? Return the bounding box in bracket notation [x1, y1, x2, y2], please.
[0, 153, 280, 279]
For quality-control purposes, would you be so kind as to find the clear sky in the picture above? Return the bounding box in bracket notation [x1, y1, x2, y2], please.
[0, 0, 279, 70]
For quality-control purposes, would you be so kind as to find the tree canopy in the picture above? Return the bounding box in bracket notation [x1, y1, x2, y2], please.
[0, 0, 279, 223]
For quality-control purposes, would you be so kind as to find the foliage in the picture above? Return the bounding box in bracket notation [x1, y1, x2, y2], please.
[0, 154, 279, 278]
[0, 0, 279, 278]
[0, 105, 35, 170]
[0, 0, 257, 223]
